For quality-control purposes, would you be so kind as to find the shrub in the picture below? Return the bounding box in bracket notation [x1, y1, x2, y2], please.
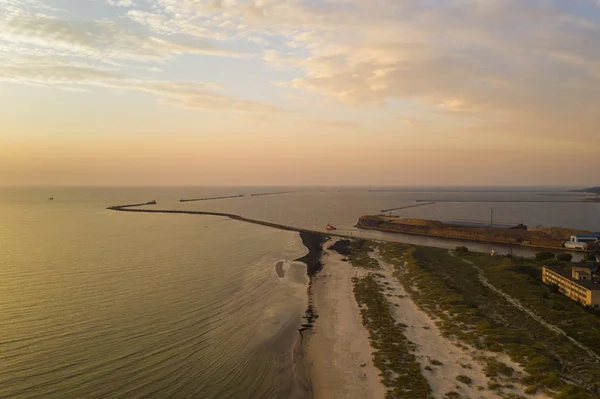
[535, 251, 556, 261]
[443, 392, 461, 399]
[455, 246, 469, 254]
[556, 253, 573, 262]
[456, 375, 473, 385]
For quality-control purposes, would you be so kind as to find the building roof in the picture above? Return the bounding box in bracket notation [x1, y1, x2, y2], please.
[445, 220, 523, 229]
[572, 233, 600, 238]
[544, 265, 600, 291]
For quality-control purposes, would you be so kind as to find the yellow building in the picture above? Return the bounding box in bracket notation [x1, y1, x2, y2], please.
[542, 266, 600, 308]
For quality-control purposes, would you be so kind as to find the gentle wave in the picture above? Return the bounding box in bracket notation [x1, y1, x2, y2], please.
[0, 197, 310, 399]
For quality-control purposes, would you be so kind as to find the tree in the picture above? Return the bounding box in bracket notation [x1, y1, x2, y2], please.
[455, 246, 469, 255]
[556, 253, 573, 262]
[535, 251, 556, 262]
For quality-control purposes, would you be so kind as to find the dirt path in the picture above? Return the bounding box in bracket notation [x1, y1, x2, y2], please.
[463, 257, 600, 363]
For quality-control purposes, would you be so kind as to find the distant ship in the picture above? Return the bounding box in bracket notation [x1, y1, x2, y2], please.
[49, 197, 54, 201]
[326, 224, 337, 231]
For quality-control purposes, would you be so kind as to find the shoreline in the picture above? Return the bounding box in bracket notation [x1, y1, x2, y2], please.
[302, 242, 386, 399]
[294, 231, 328, 399]
[356, 224, 582, 253]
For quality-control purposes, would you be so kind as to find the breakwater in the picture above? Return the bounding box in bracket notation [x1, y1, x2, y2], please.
[251, 191, 291, 197]
[107, 205, 351, 239]
[416, 199, 589, 203]
[380, 202, 436, 213]
[106, 201, 156, 210]
[180, 195, 244, 202]
[107, 204, 347, 278]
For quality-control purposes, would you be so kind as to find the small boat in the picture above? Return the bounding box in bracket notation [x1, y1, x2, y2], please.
[49, 197, 54, 201]
[326, 224, 337, 231]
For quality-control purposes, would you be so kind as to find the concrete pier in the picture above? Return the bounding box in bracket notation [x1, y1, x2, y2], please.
[180, 195, 244, 202]
[380, 202, 436, 213]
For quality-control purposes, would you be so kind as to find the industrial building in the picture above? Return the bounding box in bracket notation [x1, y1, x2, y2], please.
[564, 241, 588, 251]
[542, 265, 600, 308]
[569, 233, 600, 243]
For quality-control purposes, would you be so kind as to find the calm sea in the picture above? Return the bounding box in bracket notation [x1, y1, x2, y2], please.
[0, 188, 310, 399]
[1, 186, 598, 398]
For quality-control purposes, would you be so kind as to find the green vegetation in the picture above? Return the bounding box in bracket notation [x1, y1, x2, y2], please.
[455, 246, 469, 255]
[443, 392, 461, 399]
[377, 242, 599, 398]
[348, 240, 380, 269]
[329, 239, 380, 269]
[456, 375, 473, 385]
[535, 251, 556, 261]
[353, 273, 433, 398]
[483, 358, 514, 378]
[556, 253, 573, 262]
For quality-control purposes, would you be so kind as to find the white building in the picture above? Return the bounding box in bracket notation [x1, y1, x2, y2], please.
[569, 233, 600, 243]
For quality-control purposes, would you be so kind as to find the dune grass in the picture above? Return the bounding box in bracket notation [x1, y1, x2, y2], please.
[377, 242, 599, 398]
[353, 273, 433, 398]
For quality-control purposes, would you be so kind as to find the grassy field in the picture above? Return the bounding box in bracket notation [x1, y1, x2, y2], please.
[377, 242, 600, 398]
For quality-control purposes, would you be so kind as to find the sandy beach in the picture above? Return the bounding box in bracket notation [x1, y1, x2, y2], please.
[303, 244, 385, 399]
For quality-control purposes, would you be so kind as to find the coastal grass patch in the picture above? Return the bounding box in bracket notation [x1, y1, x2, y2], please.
[329, 239, 380, 269]
[376, 243, 597, 398]
[456, 374, 473, 385]
[352, 273, 433, 398]
[349, 239, 380, 270]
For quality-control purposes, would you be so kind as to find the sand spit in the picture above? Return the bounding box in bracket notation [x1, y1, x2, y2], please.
[304, 244, 385, 399]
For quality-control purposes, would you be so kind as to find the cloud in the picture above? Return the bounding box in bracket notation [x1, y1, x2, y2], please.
[3, 0, 600, 140]
[0, 8, 238, 62]
[131, 81, 285, 114]
[0, 56, 283, 114]
[248, 0, 600, 139]
[126, 10, 225, 40]
[0, 57, 121, 84]
[106, 0, 136, 7]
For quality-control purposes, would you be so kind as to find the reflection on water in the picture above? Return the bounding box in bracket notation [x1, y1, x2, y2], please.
[0, 190, 308, 398]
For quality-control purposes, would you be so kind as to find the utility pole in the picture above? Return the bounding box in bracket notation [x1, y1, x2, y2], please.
[489, 207, 494, 255]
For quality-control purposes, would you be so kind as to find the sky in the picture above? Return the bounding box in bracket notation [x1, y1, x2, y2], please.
[1, 0, 600, 186]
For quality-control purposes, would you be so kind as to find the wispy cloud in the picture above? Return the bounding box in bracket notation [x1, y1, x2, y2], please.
[0, 56, 284, 114]
[106, 0, 135, 7]
[0, 10, 237, 61]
